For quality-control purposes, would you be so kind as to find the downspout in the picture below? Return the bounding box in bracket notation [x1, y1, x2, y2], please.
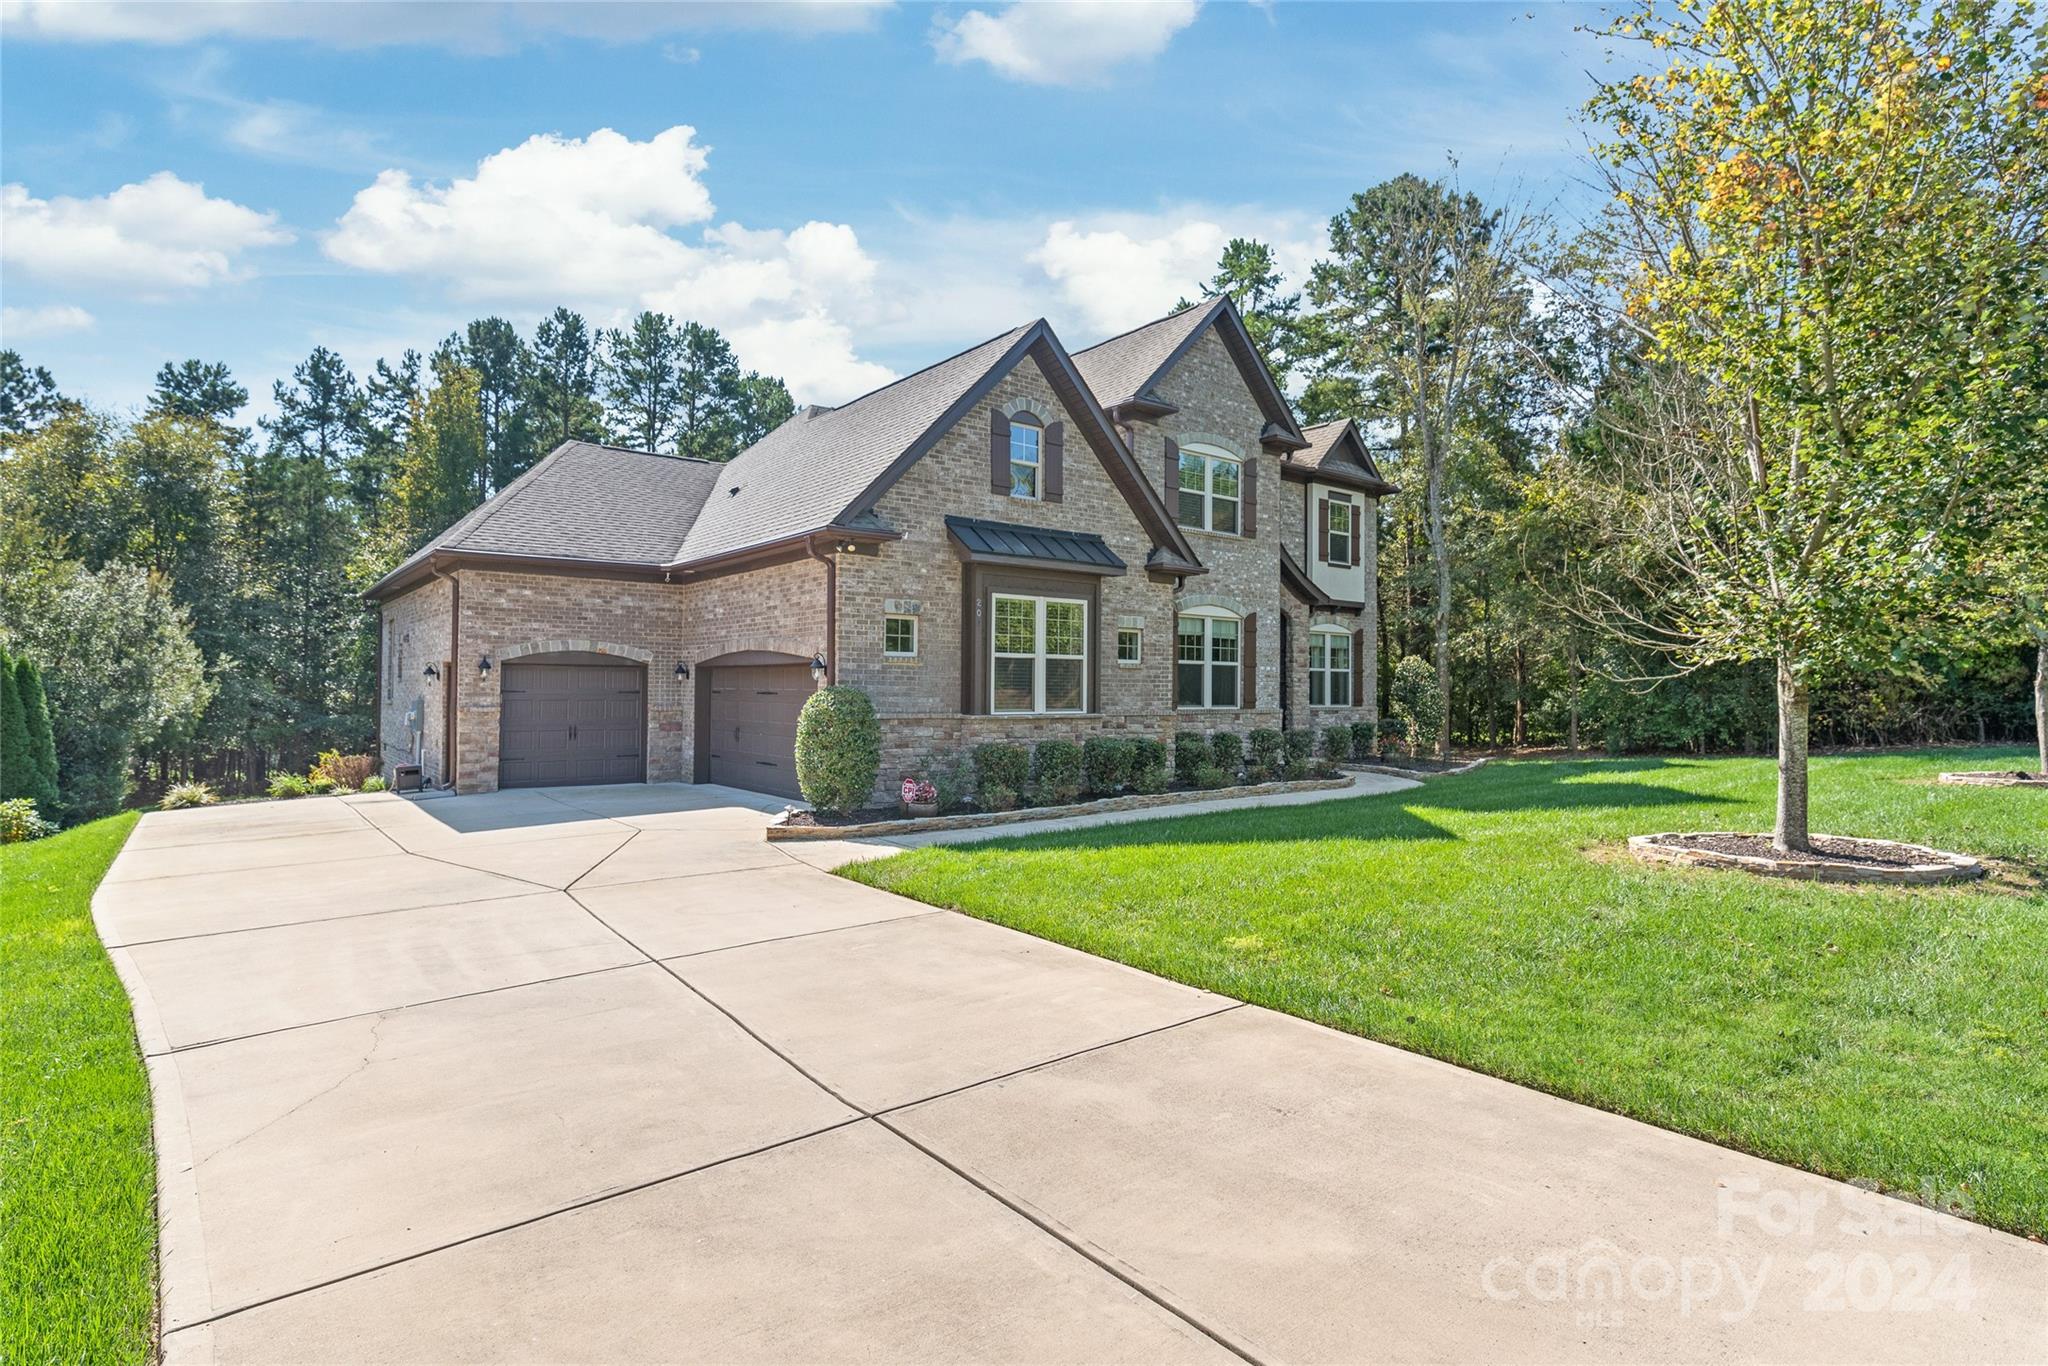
[806, 538, 837, 684]
[372, 609, 384, 772]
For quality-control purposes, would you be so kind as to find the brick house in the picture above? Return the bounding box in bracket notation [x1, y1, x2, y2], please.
[366, 297, 1396, 801]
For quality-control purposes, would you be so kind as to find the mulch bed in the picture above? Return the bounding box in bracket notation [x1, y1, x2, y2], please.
[1658, 832, 1922, 867]
[1938, 770, 2048, 788]
[1627, 831, 1984, 884]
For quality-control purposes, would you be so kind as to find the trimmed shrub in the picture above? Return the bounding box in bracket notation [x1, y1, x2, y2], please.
[1193, 764, 1231, 791]
[972, 743, 1030, 808]
[1082, 737, 1135, 795]
[1173, 732, 1208, 786]
[928, 751, 973, 813]
[1248, 728, 1283, 774]
[1209, 731, 1243, 779]
[161, 782, 219, 810]
[1283, 756, 1315, 781]
[1284, 727, 1315, 766]
[0, 797, 56, 843]
[1130, 738, 1170, 794]
[1321, 726, 1351, 760]
[1351, 720, 1378, 759]
[1031, 740, 1085, 805]
[793, 686, 882, 814]
[267, 773, 311, 799]
[0, 652, 30, 805]
[1389, 655, 1443, 757]
[312, 750, 375, 791]
[360, 774, 389, 793]
[11, 656, 60, 814]
[1379, 715, 1409, 750]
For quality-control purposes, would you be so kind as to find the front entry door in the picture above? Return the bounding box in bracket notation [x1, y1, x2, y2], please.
[499, 659, 646, 787]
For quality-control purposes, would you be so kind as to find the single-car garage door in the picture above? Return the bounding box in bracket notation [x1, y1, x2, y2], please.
[705, 664, 811, 799]
[499, 655, 646, 788]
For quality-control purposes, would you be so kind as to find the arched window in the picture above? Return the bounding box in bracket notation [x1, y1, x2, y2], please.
[1176, 608, 1241, 709]
[1309, 627, 1353, 708]
[1008, 416, 1043, 499]
[1176, 444, 1242, 534]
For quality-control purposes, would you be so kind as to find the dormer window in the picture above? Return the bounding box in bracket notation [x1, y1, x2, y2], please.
[1009, 419, 1042, 499]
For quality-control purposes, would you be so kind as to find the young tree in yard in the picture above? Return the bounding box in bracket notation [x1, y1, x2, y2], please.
[1310, 173, 1533, 760]
[528, 307, 604, 447]
[1571, 0, 2043, 848]
[603, 312, 684, 453]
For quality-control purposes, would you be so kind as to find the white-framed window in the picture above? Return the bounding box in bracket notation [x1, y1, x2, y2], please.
[992, 593, 1087, 714]
[1177, 446, 1241, 534]
[1009, 420, 1042, 500]
[1324, 496, 1355, 565]
[1116, 627, 1143, 666]
[1309, 628, 1353, 707]
[1176, 610, 1240, 708]
[883, 614, 918, 658]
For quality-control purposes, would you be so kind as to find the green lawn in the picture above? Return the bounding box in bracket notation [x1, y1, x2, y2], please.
[844, 748, 2048, 1237]
[1, 812, 152, 1366]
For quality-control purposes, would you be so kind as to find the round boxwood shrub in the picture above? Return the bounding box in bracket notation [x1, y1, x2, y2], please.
[1208, 730, 1243, 780]
[794, 685, 882, 814]
[1173, 732, 1209, 786]
[972, 742, 1030, 808]
[1031, 739, 1084, 805]
[1131, 738, 1170, 794]
[1350, 720, 1378, 759]
[1082, 737, 1135, 795]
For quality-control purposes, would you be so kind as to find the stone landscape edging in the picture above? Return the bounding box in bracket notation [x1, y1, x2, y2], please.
[765, 775, 1354, 841]
[1937, 770, 2048, 788]
[1626, 832, 1984, 885]
[1343, 756, 1492, 780]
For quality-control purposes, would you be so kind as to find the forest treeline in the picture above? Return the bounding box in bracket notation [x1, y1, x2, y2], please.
[1, 0, 2041, 828]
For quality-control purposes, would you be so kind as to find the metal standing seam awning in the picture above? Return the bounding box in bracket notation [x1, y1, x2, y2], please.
[944, 516, 1128, 576]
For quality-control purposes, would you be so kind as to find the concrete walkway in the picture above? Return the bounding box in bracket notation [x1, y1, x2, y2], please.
[96, 784, 2046, 1364]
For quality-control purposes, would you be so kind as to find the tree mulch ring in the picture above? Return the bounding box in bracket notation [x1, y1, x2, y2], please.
[1938, 770, 2048, 788]
[1628, 832, 1984, 885]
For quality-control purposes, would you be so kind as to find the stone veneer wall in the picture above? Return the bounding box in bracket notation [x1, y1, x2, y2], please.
[378, 575, 453, 785]
[835, 353, 1179, 799]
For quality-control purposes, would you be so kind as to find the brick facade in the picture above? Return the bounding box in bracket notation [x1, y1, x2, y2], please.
[375, 318, 1382, 801]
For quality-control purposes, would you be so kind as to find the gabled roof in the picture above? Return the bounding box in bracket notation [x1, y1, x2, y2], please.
[1071, 295, 1307, 449]
[1280, 545, 1363, 611]
[1285, 419, 1400, 497]
[368, 441, 720, 598]
[673, 318, 1200, 576]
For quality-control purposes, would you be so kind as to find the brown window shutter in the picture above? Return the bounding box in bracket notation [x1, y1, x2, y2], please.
[989, 410, 1011, 495]
[1317, 498, 1330, 564]
[1163, 437, 1179, 518]
[1241, 612, 1257, 710]
[1242, 456, 1257, 535]
[1044, 421, 1064, 502]
[1353, 627, 1367, 707]
[1349, 504, 1362, 567]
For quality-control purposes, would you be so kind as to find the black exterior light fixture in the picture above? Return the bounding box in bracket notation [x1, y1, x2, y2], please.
[478, 656, 492, 677]
[674, 662, 690, 681]
[809, 652, 828, 685]
[422, 664, 441, 681]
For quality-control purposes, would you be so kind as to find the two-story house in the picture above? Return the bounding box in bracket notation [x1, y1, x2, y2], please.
[366, 296, 1396, 802]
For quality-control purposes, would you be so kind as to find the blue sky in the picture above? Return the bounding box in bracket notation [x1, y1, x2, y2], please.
[1, 1, 1615, 415]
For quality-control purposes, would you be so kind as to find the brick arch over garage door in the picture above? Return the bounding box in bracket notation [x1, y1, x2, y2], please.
[499, 651, 647, 788]
[694, 650, 818, 800]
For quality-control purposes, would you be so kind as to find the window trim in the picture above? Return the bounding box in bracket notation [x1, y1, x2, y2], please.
[991, 592, 1088, 715]
[883, 614, 918, 659]
[1308, 626, 1353, 709]
[1115, 627, 1143, 667]
[1177, 445, 1243, 536]
[1175, 607, 1242, 710]
[1323, 495, 1355, 567]
[1008, 418, 1043, 501]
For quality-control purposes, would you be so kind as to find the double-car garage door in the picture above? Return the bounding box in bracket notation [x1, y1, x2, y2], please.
[499, 655, 646, 788]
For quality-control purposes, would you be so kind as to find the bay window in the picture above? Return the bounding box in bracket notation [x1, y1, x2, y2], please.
[1176, 611, 1240, 708]
[1309, 628, 1353, 707]
[992, 593, 1086, 714]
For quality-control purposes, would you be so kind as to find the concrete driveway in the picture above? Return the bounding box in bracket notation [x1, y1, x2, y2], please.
[98, 784, 2045, 1364]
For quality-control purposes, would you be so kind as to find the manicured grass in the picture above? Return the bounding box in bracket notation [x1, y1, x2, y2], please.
[845, 748, 2048, 1236]
[2, 812, 152, 1366]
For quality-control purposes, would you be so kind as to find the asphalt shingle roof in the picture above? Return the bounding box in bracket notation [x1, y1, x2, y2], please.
[378, 441, 720, 588]
[1292, 419, 1395, 488]
[1069, 302, 1215, 409]
[675, 323, 1035, 565]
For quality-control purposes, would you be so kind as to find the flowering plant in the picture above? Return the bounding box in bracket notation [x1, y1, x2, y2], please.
[901, 777, 938, 805]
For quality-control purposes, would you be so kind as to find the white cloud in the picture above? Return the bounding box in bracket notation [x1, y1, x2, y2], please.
[0, 173, 292, 292]
[1, 304, 95, 339]
[933, 0, 1199, 85]
[0, 1, 890, 50]
[326, 127, 894, 404]
[1030, 210, 1321, 336]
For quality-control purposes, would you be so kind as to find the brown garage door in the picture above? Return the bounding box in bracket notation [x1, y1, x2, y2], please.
[499, 657, 646, 788]
[705, 664, 811, 799]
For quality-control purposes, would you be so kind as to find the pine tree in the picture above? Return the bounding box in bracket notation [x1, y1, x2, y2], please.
[393, 362, 487, 546]
[602, 312, 683, 453]
[148, 360, 248, 424]
[730, 372, 794, 453]
[0, 649, 33, 804]
[675, 321, 741, 462]
[14, 655, 61, 813]
[354, 351, 422, 518]
[445, 318, 535, 495]
[0, 350, 65, 438]
[527, 308, 604, 447]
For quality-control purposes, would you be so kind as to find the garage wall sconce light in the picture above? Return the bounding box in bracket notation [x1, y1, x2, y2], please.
[478, 656, 492, 676]
[809, 652, 828, 685]
[422, 664, 440, 681]
[674, 662, 690, 681]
